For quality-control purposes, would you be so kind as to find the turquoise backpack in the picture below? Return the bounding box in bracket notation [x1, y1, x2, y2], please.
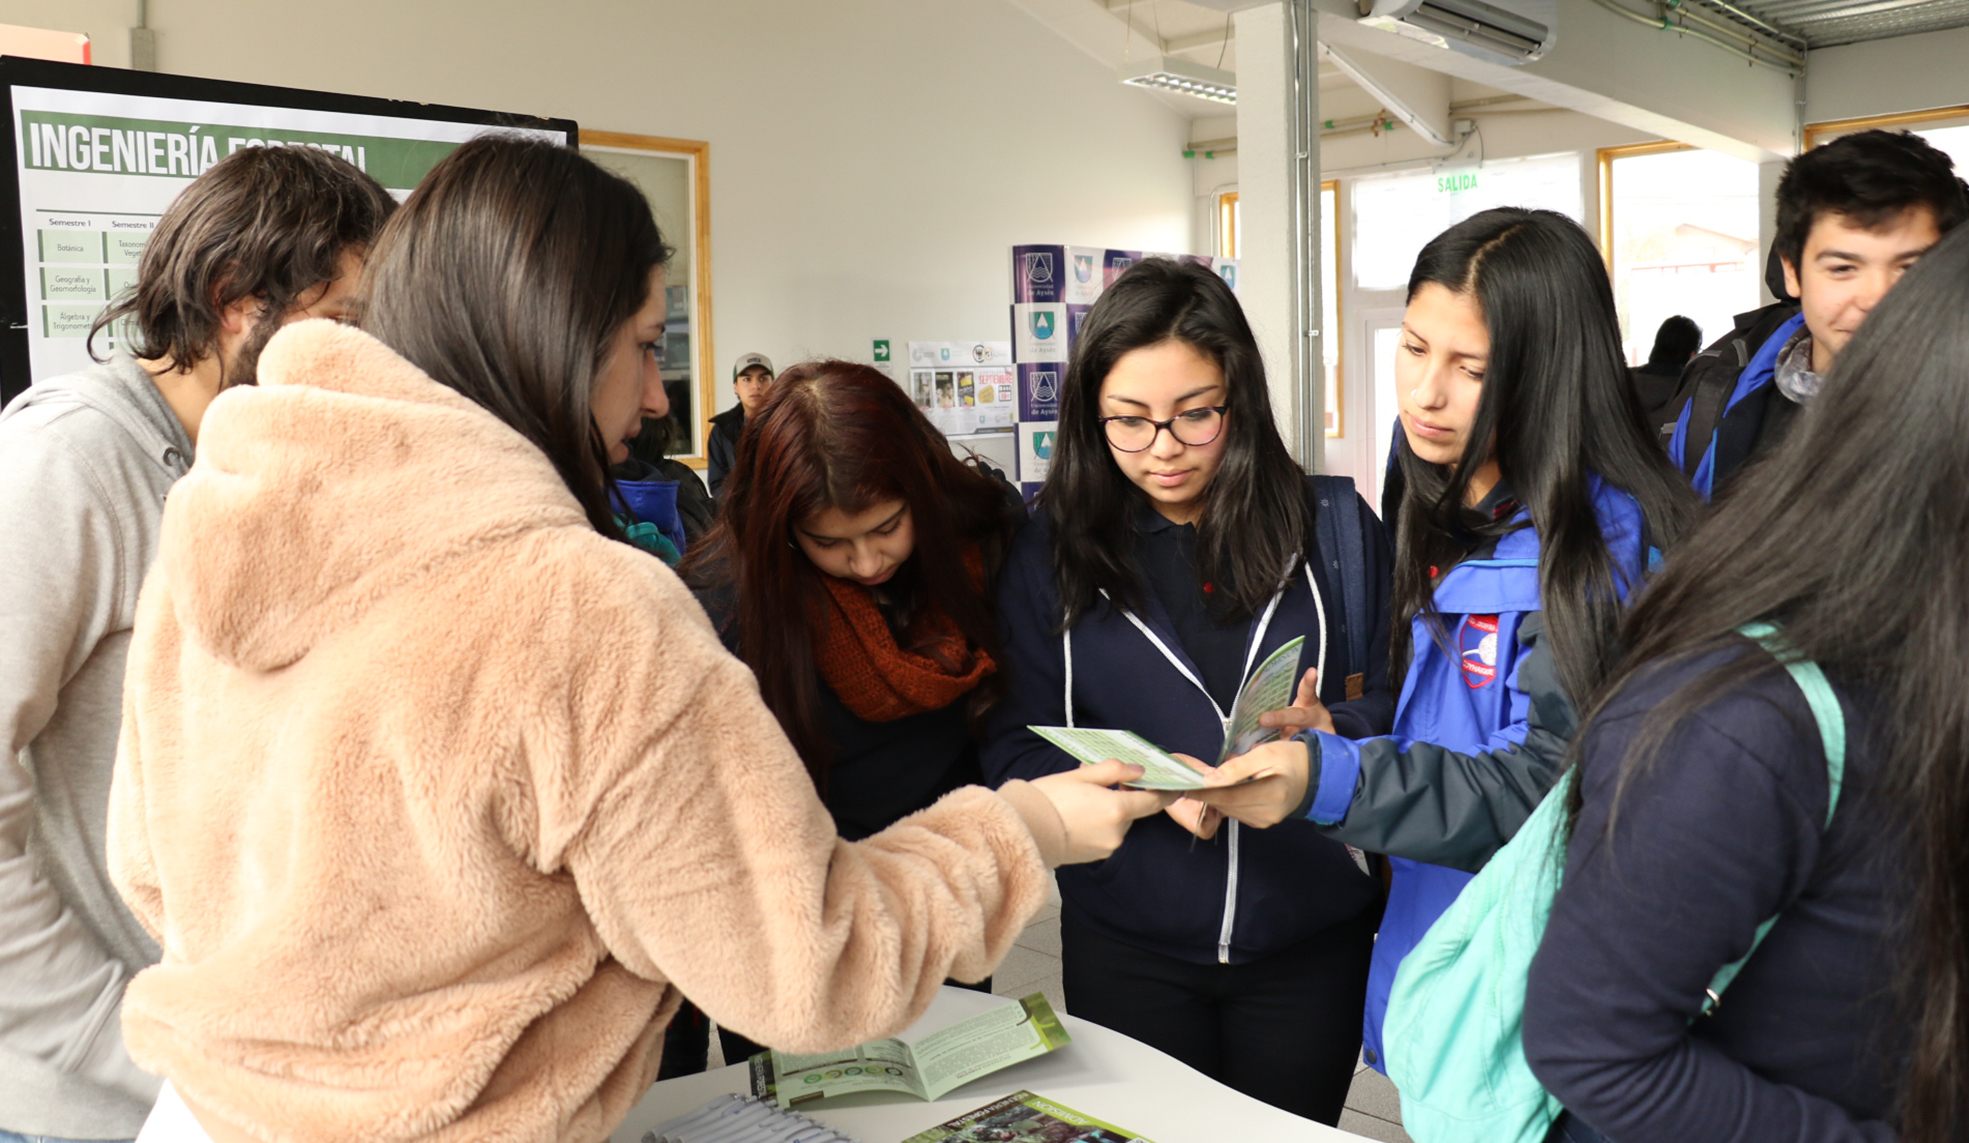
[1381, 623, 1847, 1143]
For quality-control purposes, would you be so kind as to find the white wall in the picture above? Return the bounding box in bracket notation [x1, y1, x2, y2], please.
[0, 0, 1199, 421]
[1805, 26, 1969, 125]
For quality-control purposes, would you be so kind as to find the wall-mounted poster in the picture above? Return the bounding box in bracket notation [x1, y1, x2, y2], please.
[1, 58, 574, 402]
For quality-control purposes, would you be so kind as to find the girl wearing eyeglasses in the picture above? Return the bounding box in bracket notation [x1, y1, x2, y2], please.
[1185, 208, 1698, 1085]
[982, 257, 1396, 1125]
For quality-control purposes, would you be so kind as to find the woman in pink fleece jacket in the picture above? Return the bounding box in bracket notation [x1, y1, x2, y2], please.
[106, 137, 1169, 1143]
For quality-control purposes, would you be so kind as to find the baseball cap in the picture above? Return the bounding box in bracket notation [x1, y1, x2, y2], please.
[732, 352, 774, 379]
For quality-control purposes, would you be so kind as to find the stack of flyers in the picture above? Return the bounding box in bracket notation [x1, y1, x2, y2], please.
[1029, 636, 1307, 787]
[900, 1090, 1154, 1142]
[638, 1093, 858, 1143]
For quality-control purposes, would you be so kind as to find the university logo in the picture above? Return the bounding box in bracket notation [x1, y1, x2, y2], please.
[939, 346, 952, 362]
[1218, 264, 1237, 289]
[1022, 252, 1055, 285]
[1031, 370, 1058, 403]
[1073, 254, 1095, 283]
[1460, 615, 1500, 688]
[1029, 310, 1056, 340]
[1110, 257, 1136, 275]
[1033, 431, 1056, 460]
[971, 343, 990, 363]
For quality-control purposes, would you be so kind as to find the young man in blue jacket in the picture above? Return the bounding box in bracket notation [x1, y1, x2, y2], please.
[1668, 130, 1966, 499]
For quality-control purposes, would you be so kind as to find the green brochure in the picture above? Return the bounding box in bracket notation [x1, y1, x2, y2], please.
[902, 1090, 1156, 1142]
[749, 993, 1072, 1108]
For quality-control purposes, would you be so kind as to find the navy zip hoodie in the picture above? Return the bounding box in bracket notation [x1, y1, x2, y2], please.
[982, 485, 1396, 966]
[1524, 645, 1903, 1142]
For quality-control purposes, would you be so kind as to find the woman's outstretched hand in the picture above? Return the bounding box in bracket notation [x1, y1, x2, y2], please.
[1257, 667, 1335, 735]
[1187, 740, 1314, 829]
[1029, 760, 1178, 864]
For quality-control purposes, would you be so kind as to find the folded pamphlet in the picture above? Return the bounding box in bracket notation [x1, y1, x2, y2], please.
[901, 1089, 1155, 1143]
[639, 1092, 860, 1143]
[1030, 634, 1307, 788]
[749, 993, 1072, 1108]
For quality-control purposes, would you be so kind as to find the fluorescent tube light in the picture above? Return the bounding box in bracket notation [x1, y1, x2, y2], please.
[1119, 57, 1237, 105]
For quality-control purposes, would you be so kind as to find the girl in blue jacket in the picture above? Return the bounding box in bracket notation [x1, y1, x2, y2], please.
[982, 258, 1396, 1125]
[1192, 208, 1696, 1072]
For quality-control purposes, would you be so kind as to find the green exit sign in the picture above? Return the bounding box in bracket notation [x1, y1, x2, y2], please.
[873, 339, 891, 362]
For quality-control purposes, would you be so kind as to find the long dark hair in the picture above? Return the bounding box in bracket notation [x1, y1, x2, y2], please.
[91, 143, 395, 385]
[1582, 224, 1969, 1142]
[1045, 257, 1314, 627]
[682, 361, 1015, 775]
[1392, 208, 1695, 703]
[358, 136, 670, 537]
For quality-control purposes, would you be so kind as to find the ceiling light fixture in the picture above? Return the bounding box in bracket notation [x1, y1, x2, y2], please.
[1118, 57, 1237, 104]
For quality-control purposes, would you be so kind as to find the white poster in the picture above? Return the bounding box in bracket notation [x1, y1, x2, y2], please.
[13, 83, 563, 384]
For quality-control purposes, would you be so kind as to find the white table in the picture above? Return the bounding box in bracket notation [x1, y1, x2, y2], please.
[613, 986, 1369, 1143]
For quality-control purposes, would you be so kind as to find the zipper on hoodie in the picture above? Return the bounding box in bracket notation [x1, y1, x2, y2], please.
[1115, 576, 1312, 968]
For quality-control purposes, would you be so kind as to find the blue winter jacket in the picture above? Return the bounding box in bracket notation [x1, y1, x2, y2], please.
[1667, 312, 1806, 501]
[982, 486, 1397, 967]
[1299, 477, 1648, 1070]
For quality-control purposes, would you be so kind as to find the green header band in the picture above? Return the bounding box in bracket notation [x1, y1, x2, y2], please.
[21, 109, 466, 189]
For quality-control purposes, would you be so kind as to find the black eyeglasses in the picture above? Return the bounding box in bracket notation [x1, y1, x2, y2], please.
[1100, 406, 1228, 452]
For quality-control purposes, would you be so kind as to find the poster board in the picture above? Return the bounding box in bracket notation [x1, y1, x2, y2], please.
[0, 57, 576, 404]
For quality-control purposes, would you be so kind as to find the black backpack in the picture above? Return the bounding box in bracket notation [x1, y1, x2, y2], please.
[1660, 301, 1799, 477]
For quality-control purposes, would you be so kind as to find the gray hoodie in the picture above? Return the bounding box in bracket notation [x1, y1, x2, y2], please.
[0, 354, 188, 1137]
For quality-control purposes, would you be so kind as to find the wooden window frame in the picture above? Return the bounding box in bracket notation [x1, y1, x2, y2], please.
[1804, 105, 1969, 150]
[579, 129, 716, 469]
[1596, 141, 1692, 271]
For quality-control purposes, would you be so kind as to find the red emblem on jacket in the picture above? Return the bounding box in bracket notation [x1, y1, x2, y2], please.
[1460, 614, 1500, 688]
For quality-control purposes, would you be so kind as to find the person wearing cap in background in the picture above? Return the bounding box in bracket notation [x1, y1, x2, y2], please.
[707, 351, 773, 497]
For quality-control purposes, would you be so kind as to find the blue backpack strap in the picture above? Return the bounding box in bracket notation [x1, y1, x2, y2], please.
[1699, 621, 1847, 1014]
[1309, 474, 1370, 682]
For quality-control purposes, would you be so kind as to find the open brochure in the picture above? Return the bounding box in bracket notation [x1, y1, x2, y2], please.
[1029, 634, 1306, 788]
[749, 993, 1071, 1108]
[901, 1090, 1155, 1143]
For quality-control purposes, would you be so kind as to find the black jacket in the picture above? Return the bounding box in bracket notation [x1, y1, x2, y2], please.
[1525, 646, 1901, 1142]
[706, 405, 744, 498]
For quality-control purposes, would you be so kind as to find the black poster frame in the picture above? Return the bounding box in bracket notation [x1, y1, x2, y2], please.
[0, 57, 577, 404]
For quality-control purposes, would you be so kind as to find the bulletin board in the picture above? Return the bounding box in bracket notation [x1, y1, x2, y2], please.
[0, 56, 575, 404]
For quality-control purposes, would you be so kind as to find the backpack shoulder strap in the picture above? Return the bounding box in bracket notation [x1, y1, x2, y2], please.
[1672, 352, 1738, 480]
[1700, 621, 1846, 1012]
[1309, 474, 1370, 679]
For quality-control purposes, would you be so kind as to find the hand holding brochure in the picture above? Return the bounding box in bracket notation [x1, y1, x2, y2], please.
[749, 994, 1071, 1107]
[902, 1090, 1155, 1143]
[1027, 727, 1207, 790]
[1215, 635, 1306, 762]
[1028, 635, 1307, 789]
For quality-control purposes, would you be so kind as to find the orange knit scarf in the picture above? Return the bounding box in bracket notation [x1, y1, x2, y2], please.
[812, 551, 996, 722]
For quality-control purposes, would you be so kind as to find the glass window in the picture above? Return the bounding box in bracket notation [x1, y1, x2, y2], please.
[1350, 152, 1584, 290]
[1605, 148, 1761, 367]
[1914, 123, 1969, 172]
[1322, 182, 1342, 437]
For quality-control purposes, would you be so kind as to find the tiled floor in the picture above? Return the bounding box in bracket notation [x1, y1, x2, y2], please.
[988, 881, 1412, 1143]
[711, 878, 1411, 1141]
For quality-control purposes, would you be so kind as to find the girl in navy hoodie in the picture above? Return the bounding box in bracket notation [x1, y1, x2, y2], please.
[1190, 209, 1696, 1075]
[982, 258, 1396, 1124]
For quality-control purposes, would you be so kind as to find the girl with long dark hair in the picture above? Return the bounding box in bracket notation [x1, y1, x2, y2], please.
[102, 137, 1168, 1143]
[983, 258, 1398, 1124]
[1520, 223, 1969, 1143]
[1191, 208, 1696, 1075]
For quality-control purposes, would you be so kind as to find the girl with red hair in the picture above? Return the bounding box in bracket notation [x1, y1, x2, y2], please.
[677, 359, 1030, 1063]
